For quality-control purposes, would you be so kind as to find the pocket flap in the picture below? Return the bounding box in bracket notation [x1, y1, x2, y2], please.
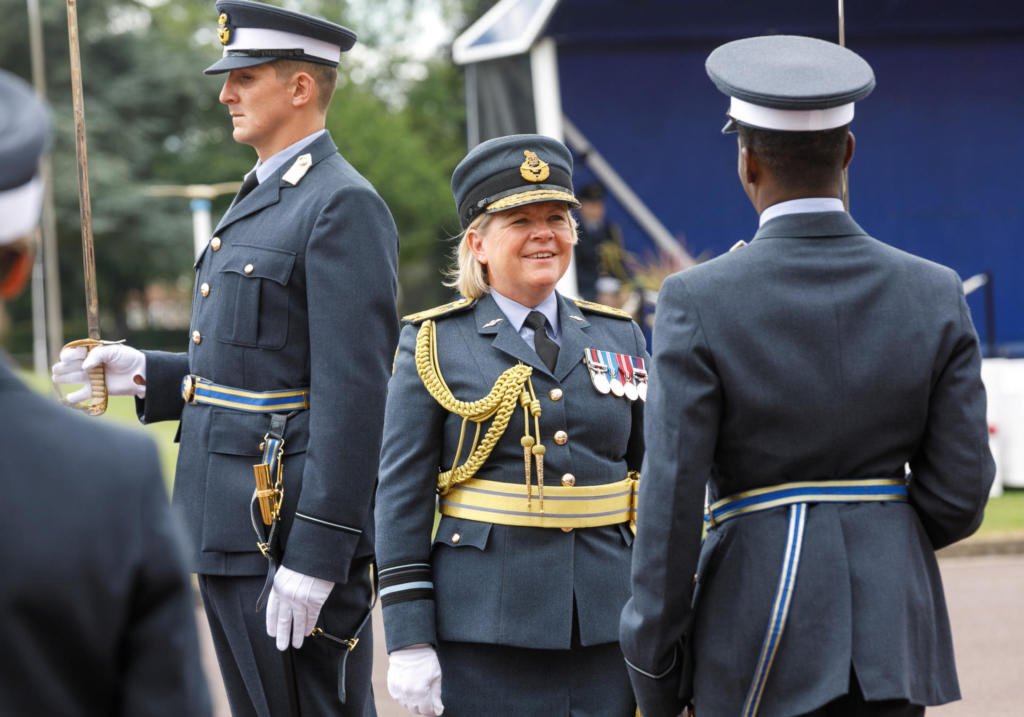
[222, 244, 296, 285]
[433, 516, 492, 550]
[207, 408, 310, 457]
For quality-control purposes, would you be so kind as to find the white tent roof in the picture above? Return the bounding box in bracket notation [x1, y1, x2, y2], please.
[452, 0, 561, 65]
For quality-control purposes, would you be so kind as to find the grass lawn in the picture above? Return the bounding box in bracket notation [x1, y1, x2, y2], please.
[18, 371, 1024, 536]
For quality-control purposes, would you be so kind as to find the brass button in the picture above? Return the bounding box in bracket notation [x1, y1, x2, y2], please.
[561, 473, 576, 487]
[554, 430, 568, 445]
[561, 527, 573, 533]
[549, 388, 563, 401]
[451, 533, 461, 544]
[192, 330, 202, 345]
[244, 263, 254, 274]
[210, 237, 221, 251]
[200, 282, 210, 297]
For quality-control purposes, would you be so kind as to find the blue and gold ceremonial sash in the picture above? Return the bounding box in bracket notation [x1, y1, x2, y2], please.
[705, 478, 908, 717]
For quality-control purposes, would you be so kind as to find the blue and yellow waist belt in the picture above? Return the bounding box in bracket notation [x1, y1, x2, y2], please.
[705, 478, 909, 717]
[182, 373, 309, 549]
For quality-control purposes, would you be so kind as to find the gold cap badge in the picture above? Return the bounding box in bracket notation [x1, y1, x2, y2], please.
[520, 150, 550, 183]
[218, 13, 231, 45]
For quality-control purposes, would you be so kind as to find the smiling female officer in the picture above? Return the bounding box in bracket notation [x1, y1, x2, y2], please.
[375, 134, 648, 716]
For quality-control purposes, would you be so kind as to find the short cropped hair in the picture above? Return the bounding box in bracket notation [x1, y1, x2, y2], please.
[444, 208, 580, 301]
[273, 60, 337, 113]
[738, 124, 849, 190]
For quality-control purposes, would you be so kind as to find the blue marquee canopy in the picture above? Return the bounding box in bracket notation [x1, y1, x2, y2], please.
[455, 0, 1024, 352]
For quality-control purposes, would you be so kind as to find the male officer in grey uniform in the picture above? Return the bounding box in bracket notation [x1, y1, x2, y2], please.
[52, 2, 399, 715]
[620, 36, 994, 717]
[1, 69, 210, 715]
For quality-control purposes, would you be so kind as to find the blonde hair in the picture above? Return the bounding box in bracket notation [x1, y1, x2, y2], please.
[444, 214, 492, 300]
[443, 206, 579, 300]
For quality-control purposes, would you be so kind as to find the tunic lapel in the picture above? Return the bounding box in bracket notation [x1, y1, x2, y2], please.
[554, 294, 591, 381]
[476, 293, 549, 374]
[212, 132, 340, 235]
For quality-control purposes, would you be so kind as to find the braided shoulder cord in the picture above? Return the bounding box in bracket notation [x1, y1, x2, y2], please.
[414, 320, 535, 494]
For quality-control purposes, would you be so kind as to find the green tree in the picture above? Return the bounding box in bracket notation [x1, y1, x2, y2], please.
[1, 0, 473, 358]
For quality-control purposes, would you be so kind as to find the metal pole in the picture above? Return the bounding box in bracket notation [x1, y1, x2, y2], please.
[26, 0, 63, 370]
[838, 0, 850, 211]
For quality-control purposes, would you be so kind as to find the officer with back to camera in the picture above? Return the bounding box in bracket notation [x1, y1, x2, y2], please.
[619, 35, 994, 717]
[0, 68, 211, 716]
[52, 2, 399, 714]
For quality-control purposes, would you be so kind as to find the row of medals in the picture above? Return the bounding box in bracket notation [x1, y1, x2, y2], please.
[584, 349, 648, 402]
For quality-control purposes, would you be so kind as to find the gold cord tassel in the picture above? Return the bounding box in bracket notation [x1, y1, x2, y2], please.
[415, 320, 535, 494]
[533, 443, 546, 513]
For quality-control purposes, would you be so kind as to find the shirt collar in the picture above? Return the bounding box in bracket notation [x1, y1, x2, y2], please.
[759, 197, 845, 227]
[251, 129, 327, 184]
[490, 289, 561, 338]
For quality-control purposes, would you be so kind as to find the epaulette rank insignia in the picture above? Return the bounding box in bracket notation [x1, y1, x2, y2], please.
[282, 153, 313, 185]
[730, 239, 748, 251]
[402, 298, 476, 324]
[572, 298, 632, 320]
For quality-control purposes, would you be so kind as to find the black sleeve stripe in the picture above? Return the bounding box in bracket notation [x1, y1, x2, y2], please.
[379, 565, 432, 590]
[378, 561, 431, 576]
[294, 512, 361, 535]
[381, 588, 435, 608]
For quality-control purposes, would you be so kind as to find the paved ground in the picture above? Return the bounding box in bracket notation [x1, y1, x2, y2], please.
[198, 553, 1024, 716]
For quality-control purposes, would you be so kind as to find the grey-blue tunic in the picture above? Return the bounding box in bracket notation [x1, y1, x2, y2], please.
[620, 211, 995, 717]
[376, 292, 647, 714]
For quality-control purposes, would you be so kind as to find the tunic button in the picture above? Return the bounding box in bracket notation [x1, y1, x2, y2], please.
[244, 263, 254, 274]
[200, 282, 210, 297]
[561, 473, 576, 487]
[451, 533, 461, 544]
[554, 430, 568, 445]
[548, 388, 563, 401]
[192, 330, 202, 345]
[210, 237, 221, 251]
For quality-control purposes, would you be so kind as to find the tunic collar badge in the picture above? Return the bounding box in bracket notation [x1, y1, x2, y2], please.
[282, 153, 313, 185]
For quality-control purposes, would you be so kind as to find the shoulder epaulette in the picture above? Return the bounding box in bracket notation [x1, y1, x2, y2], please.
[572, 298, 632, 320]
[402, 298, 476, 324]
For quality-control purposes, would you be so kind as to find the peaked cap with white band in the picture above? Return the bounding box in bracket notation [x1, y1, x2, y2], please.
[204, 0, 356, 75]
[706, 35, 875, 133]
[0, 69, 50, 245]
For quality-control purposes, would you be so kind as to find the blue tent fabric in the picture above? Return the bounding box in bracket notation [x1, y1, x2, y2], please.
[459, 0, 1023, 349]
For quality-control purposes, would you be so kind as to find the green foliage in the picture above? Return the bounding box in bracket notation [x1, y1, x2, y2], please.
[1, 0, 471, 359]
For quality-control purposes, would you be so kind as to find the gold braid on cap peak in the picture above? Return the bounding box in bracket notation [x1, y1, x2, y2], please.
[415, 320, 547, 509]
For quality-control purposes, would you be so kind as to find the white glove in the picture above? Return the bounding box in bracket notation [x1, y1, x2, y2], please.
[387, 644, 444, 716]
[265, 565, 334, 651]
[51, 343, 146, 401]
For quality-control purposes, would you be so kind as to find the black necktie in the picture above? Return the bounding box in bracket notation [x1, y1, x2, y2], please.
[524, 310, 559, 372]
[236, 171, 259, 203]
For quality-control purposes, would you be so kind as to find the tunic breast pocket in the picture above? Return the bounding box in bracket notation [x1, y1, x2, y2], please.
[215, 244, 296, 350]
